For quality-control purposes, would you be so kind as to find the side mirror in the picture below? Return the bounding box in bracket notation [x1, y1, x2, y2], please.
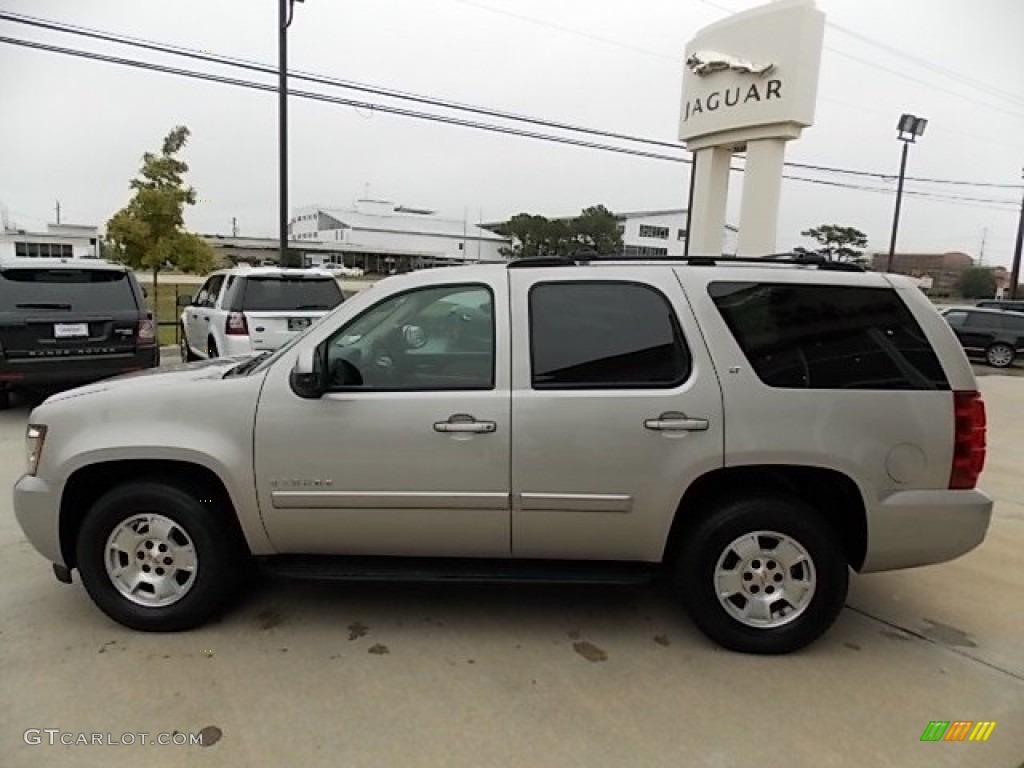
[176, 294, 194, 307]
[289, 346, 325, 399]
[401, 324, 427, 349]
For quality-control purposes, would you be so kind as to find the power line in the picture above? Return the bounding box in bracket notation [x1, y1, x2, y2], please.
[0, 35, 691, 165]
[0, 10, 683, 151]
[827, 21, 1024, 110]
[0, 33, 1018, 213]
[2, 10, 1018, 192]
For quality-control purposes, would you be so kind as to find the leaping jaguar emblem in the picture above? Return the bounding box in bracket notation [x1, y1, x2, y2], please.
[686, 50, 775, 77]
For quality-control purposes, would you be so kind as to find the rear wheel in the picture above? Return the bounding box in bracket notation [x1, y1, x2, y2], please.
[76, 481, 245, 631]
[179, 326, 198, 362]
[985, 343, 1014, 368]
[676, 495, 848, 654]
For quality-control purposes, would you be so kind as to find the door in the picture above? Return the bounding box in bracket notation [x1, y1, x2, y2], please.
[509, 268, 725, 562]
[254, 276, 511, 557]
[185, 275, 222, 356]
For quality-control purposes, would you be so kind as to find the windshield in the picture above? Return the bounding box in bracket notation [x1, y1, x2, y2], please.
[0, 268, 137, 312]
[240, 276, 343, 311]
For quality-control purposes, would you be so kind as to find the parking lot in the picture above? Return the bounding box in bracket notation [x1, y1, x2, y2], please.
[1, 357, 1022, 768]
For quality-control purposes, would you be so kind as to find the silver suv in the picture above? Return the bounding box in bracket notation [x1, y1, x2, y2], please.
[178, 265, 344, 360]
[13, 257, 993, 654]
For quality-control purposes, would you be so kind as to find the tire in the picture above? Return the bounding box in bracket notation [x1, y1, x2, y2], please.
[0, 385, 9, 411]
[76, 481, 244, 631]
[179, 326, 198, 362]
[207, 337, 219, 359]
[675, 495, 848, 654]
[985, 343, 1014, 369]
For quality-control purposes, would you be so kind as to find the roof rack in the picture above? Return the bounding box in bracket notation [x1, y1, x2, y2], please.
[506, 252, 865, 272]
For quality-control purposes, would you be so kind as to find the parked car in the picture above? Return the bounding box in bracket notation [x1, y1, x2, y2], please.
[0, 258, 158, 409]
[975, 298, 1024, 312]
[323, 263, 365, 278]
[14, 256, 992, 654]
[178, 266, 344, 360]
[941, 306, 1024, 368]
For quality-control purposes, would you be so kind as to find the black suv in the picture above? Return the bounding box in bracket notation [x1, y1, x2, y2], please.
[0, 259, 159, 408]
[942, 306, 1024, 368]
[975, 299, 1024, 312]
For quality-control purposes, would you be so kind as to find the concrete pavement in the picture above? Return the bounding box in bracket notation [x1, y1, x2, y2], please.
[1, 370, 1022, 767]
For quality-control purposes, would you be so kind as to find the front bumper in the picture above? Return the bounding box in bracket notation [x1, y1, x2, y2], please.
[13, 473, 64, 567]
[860, 488, 993, 573]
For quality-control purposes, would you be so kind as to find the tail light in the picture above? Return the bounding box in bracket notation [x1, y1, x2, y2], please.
[226, 312, 249, 336]
[950, 390, 986, 490]
[137, 315, 156, 346]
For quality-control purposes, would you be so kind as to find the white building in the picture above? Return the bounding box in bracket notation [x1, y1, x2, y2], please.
[616, 209, 738, 258]
[290, 200, 509, 267]
[0, 223, 100, 260]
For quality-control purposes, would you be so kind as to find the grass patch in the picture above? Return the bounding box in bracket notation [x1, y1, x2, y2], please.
[141, 281, 194, 347]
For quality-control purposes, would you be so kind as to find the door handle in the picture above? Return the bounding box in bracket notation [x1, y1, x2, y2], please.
[434, 414, 497, 434]
[644, 412, 709, 432]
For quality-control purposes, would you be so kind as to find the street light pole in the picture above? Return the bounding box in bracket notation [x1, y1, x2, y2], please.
[886, 113, 927, 273]
[1010, 167, 1023, 300]
[279, 0, 303, 267]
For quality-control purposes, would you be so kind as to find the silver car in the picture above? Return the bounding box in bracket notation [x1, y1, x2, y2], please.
[14, 257, 992, 654]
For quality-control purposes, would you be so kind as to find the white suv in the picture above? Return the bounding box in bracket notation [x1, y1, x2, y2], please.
[178, 266, 344, 360]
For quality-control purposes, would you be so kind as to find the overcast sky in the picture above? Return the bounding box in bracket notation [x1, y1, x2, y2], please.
[1, 0, 1022, 266]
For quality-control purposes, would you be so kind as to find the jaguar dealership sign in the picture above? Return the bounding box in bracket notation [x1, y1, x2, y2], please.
[679, 0, 825, 257]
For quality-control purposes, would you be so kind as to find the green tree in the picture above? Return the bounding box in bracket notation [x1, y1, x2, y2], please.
[798, 224, 868, 262]
[105, 126, 214, 307]
[571, 205, 622, 255]
[957, 267, 997, 299]
[495, 205, 622, 259]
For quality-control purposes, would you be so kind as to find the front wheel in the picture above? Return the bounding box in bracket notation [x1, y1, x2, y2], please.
[676, 496, 848, 654]
[985, 343, 1014, 368]
[76, 481, 244, 631]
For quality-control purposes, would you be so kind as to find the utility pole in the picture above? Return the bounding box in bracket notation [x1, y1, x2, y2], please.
[279, 0, 303, 267]
[231, 216, 239, 237]
[1010, 167, 1024, 300]
[55, 200, 61, 225]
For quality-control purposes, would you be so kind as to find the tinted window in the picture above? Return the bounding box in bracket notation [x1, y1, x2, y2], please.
[241, 276, 343, 311]
[963, 311, 996, 329]
[529, 282, 690, 389]
[709, 282, 948, 390]
[943, 310, 968, 328]
[0, 268, 137, 312]
[202, 275, 225, 308]
[1004, 314, 1024, 333]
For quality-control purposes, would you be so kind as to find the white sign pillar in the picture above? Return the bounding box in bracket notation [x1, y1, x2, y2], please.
[679, 0, 825, 257]
[736, 138, 786, 255]
[688, 146, 732, 255]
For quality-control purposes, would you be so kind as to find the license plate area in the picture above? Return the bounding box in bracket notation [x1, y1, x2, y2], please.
[54, 322, 90, 339]
[288, 317, 312, 331]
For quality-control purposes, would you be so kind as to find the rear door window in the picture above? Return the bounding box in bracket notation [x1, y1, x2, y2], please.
[529, 281, 691, 389]
[709, 282, 949, 390]
[0, 268, 138, 312]
[240, 276, 343, 311]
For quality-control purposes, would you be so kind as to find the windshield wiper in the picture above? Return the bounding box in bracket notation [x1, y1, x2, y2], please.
[294, 304, 329, 310]
[225, 351, 270, 377]
[16, 302, 72, 310]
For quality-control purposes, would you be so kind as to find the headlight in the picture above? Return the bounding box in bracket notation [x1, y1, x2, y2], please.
[26, 424, 47, 476]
